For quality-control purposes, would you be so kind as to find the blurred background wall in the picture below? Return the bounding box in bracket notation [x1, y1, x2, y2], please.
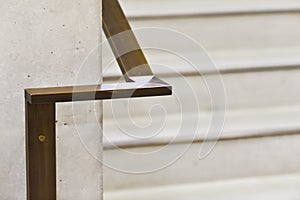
[103, 0, 300, 199]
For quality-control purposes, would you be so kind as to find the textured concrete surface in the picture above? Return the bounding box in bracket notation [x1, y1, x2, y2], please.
[0, 0, 103, 199]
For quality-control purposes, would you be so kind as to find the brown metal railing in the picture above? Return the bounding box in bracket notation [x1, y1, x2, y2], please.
[25, 0, 172, 199]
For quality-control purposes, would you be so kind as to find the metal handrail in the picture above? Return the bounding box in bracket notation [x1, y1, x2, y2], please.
[25, 0, 172, 199]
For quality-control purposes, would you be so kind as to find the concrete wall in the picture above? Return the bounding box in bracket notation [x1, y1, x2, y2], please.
[0, 0, 103, 199]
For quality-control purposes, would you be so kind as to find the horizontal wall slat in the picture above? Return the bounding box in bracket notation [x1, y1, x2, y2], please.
[129, 13, 300, 51]
[103, 47, 300, 78]
[104, 134, 300, 190]
[103, 69, 300, 114]
[120, 0, 300, 18]
[103, 105, 300, 149]
[105, 174, 300, 199]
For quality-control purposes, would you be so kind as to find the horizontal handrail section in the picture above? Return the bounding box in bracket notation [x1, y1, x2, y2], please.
[25, 78, 171, 104]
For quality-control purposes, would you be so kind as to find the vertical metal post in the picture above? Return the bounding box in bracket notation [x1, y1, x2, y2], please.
[26, 102, 56, 200]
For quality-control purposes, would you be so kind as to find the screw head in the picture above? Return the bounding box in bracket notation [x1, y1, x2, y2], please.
[38, 135, 46, 143]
